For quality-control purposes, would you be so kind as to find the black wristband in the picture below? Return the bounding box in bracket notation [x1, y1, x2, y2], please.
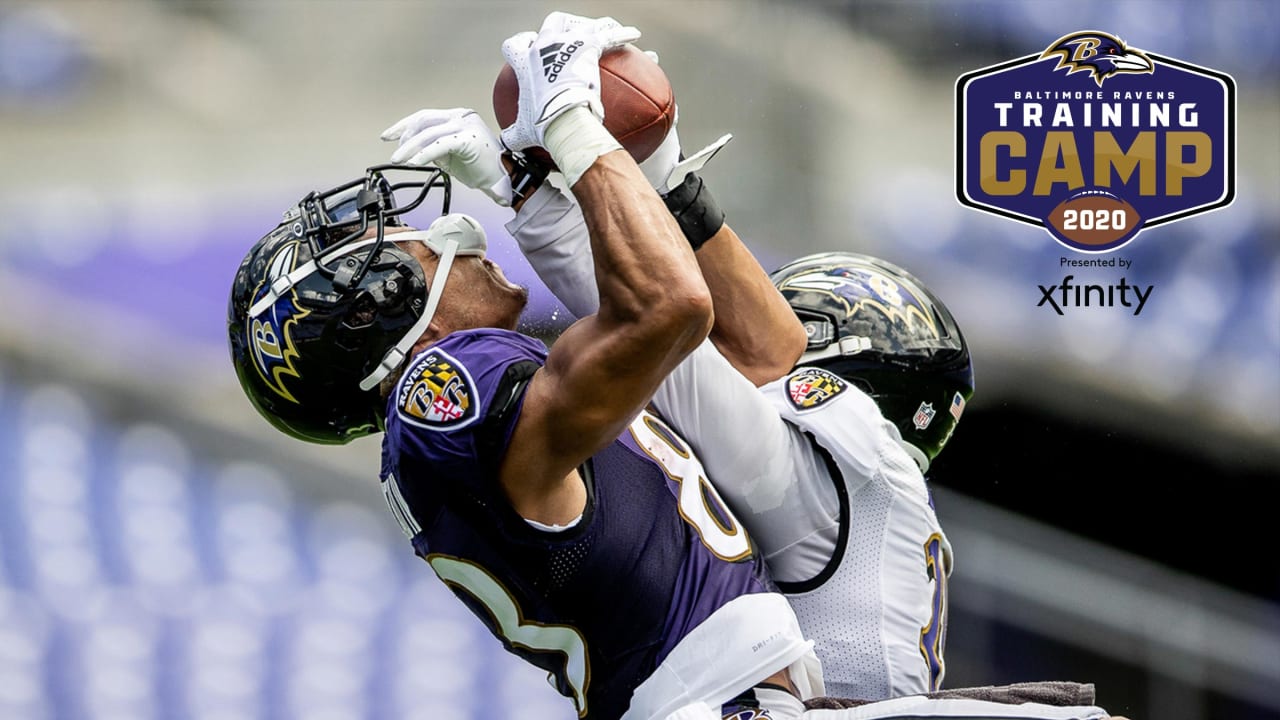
[662, 171, 725, 251]
[508, 153, 551, 206]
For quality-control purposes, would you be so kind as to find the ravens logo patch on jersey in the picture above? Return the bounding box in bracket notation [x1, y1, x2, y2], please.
[397, 349, 478, 430]
[786, 367, 848, 411]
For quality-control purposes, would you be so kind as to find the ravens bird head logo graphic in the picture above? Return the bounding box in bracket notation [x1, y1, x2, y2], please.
[1040, 31, 1154, 86]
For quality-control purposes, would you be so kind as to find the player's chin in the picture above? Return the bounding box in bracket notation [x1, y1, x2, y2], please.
[511, 283, 530, 308]
[504, 286, 531, 330]
[495, 267, 528, 300]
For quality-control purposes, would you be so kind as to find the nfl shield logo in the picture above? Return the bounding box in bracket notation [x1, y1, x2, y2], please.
[913, 402, 936, 430]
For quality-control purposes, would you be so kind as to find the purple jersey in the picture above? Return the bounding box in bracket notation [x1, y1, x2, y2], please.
[380, 328, 775, 720]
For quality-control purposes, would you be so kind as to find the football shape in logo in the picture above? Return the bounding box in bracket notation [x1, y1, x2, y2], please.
[1046, 189, 1143, 251]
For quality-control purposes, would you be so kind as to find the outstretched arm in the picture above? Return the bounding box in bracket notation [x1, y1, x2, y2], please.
[512, 148, 712, 484]
[507, 161, 805, 386]
[383, 100, 803, 388]
[485, 15, 712, 525]
[692, 222, 807, 386]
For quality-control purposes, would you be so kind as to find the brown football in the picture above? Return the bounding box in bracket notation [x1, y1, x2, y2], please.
[1046, 190, 1142, 248]
[493, 44, 675, 167]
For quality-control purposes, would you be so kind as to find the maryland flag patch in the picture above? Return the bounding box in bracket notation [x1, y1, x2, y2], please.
[786, 367, 847, 411]
[397, 349, 478, 431]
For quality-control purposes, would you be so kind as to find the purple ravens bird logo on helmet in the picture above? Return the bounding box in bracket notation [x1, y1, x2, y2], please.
[248, 241, 308, 403]
[1040, 31, 1154, 86]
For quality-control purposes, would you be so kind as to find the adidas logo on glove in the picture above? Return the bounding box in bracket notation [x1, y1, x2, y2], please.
[540, 40, 584, 81]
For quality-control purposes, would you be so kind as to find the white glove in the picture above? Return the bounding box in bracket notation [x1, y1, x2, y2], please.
[381, 108, 513, 207]
[498, 12, 640, 153]
[645, 131, 734, 194]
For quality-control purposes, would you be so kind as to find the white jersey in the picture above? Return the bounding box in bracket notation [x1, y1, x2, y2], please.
[650, 347, 951, 700]
[507, 183, 952, 700]
[759, 366, 952, 700]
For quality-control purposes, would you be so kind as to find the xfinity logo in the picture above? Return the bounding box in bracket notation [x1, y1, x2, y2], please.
[1037, 275, 1153, 315]
[540, 40, 584, 81]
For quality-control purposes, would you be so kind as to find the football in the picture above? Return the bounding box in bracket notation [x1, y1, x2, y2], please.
[1046, 190, 1142, 249]
[493, 44, 676, 167]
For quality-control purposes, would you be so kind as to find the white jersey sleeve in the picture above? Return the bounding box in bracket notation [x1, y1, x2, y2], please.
[505, 182, 600, 320]
[650, 340, 842, 582]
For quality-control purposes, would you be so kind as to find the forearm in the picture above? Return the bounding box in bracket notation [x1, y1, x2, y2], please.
[696, 224, 808, 386]
[515, 114, 714, 484]
[660, 164, 805, 385]
[510, 178, 805, 384]
[569, 149, 709, 338]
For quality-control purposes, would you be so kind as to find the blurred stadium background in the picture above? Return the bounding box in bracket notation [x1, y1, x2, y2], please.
[1, 1, 1276, 719]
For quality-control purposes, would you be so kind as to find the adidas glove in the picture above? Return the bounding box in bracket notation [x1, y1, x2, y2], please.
[498, 12, 640, 157]
[381, 108, 513, 206]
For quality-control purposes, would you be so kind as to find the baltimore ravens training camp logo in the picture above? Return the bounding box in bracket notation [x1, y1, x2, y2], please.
[957, 30, 1235, 252]
[787, 367, 847, 411]
[397, 349, 478, 430]
[247, 242, 308, 403]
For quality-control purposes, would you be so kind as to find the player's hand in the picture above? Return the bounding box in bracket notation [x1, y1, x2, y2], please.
[498, 12, 640, 153]
[381, 108, 513, 207]
[637, 110, 732, 195]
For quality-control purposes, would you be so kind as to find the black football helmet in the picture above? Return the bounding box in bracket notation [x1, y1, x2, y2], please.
[227, 164, 461, 445]
[771, 252, 974, 472]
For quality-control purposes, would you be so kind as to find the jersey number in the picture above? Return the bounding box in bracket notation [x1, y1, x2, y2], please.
[427, 554, 591, 718]
[918, 533, 949, 691]
[633, 414, 752, 561]
[382, 481, 590, 717]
